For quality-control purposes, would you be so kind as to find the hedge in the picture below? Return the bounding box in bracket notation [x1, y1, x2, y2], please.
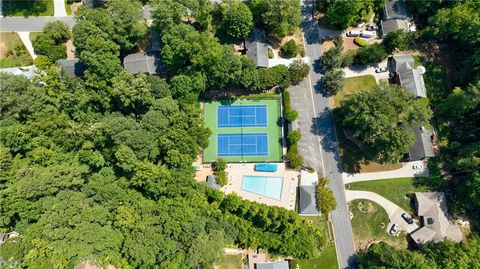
[354, 37, 367, 47]
[283, 90, 299, 122]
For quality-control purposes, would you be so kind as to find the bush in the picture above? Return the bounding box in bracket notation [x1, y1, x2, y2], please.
[287, 130, 301, 145]
[213, 158, 227, 171]
[213, 158, 228, 186]
[321, 45, 343, 70]
[288, 59, 310, 85]
[323, 69, 345, 95]
[341, 50, 357, 67]
[32, 34, 67, 62]
[215, 170, 228, 186]
[354, 37, 367, 47]
[354, 43, 388, 65]
[316, 178, 337, 214]
[286, 143, 303, 169]
[283, 90, 299, 122]
[281, 40, 299, 58]
[268, 50, 274, 59]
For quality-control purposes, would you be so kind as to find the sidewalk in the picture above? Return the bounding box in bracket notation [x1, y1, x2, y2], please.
[342, 160, 429, 184]
[17, 32, 37, 60]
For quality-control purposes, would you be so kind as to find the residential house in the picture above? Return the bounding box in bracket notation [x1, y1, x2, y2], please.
[298, 170, 319, 216]
[389, 54, 435, 160]
[123, 51, 167, 75]
[380, 0, 412, 37]
[410, 192, 462, 247]
[247, 253, 289, 269]
[57, 59, 86, 77]
[0, 66, 38, 79]
[245, 28, 269, 68]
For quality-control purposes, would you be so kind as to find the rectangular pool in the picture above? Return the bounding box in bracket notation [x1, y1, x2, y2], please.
[241, 175, 284, 200]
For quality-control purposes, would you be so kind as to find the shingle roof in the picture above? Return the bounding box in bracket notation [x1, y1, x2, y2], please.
[298, 186, 319, 215]
[384, 0, 408, 20]
[256, 261, 289, 269]
[57, 59, 86, 77]
[410, 192, 462, 246]
[380, 19, 409, 37]
[409, 125, 435, 161]
[391, 54, 427, 98]
[0, 66, 38, 79]
[123, 51, 167, 75]
[245, 28, 269, 68]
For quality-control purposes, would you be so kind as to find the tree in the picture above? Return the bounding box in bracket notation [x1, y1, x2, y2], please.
[321, 45, 343, 70]
[281, 40, 299, 58]
[316, 178, 336, 214]
[323, 69, 345, 95]
[287, 130, 301, 145]
[213, 158, 228, 186]
[248, 0, 301, 38]
[223, 2, 253, 40]
[339, 84, 433, 163]
[382, 30, 409, 54]
[326, 0, 373, 29]
[32, 21, 71, 61]
[43, 21, 71, 43]
[152, 0, 187, 34]
[286, 144, 303, 169]
[354, 43, 388, 65]
[288, 60, 310, 85]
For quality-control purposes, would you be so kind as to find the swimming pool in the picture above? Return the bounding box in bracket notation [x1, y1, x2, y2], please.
[241, 175, 284, 200]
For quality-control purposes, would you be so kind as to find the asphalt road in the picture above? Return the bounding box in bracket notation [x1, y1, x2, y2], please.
[298, 1, 357, 268]
[0, 16, 76, 32]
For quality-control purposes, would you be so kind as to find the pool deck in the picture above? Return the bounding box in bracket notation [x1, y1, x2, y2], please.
[223, 163, 299, 210]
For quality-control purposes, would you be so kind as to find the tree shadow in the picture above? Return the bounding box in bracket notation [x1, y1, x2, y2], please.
[1, 0, 47, 17]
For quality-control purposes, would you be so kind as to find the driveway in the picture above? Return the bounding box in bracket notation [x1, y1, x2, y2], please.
[346, 190, 419, 233]
[343, 160, 429, 184]
[54, 0, 67, 17]
[343, 60, 389, 83]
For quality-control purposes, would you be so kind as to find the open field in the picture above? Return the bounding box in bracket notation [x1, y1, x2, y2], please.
[346, 177, 430, 213]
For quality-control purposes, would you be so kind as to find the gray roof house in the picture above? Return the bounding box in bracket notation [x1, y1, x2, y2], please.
[390, 54, 427, 98]
[380, 19, 409, 37]
[380, 0, 410, 37]
[410, 192, 462, 247]
[245, 28, 269, 68]
[57, 59, 86, 77]
[123, 51, 167, 75]
[298, 186, 319, 216]
[409, 125, 435, 161]
[0, 66, 38, 79]
[256, 261, 289, 269]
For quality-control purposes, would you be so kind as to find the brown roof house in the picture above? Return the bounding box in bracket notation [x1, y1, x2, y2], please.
[410, 192, 462, 247]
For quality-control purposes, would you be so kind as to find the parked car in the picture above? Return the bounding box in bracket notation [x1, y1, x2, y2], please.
[402, 213, 414, 224]
[360, 31, 375, 38]
[389, 224, 399, 234]
[375, 67, 388, 73]
[412, 164, 423, 170]
[357, 22, 366, 28]
[346, 30, 361, 37]
[368, 24, 379, 31]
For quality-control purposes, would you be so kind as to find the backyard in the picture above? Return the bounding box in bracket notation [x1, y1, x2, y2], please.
[215, 254, 243, 269]
[346, 177, 430, 213]
[349, 199, 408, 251]
[0, 33, 33, 68]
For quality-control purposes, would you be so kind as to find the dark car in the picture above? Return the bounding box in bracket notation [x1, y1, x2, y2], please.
[389, 224, 399, 235]
[401, 213, 414, 224]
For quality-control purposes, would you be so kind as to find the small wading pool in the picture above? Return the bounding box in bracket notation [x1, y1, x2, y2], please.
[241, 175, 284, 200]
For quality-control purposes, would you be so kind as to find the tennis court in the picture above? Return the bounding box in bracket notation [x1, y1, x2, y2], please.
[218, 105, 267, 128]
[203, 99, 282, 162]
[218, 133, 268, 156]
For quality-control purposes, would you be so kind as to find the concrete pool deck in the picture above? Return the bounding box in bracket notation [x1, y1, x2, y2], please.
[223, 163, 299, 210]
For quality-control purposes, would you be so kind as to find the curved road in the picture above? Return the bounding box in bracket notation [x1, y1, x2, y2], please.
[298, 1, 356, 268]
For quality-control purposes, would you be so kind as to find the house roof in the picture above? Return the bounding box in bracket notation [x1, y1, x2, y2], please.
[245, 28, 269, 68]
[0, 66, 38, 79]
[57, 59, 86, 77]
[384, 0, 408, 20]
[256, 261, 289, 269]
[298, 186, 319, 215]
[207, 175, 221, 189]
[409, 124, 435, 161]
[248, 253, 267, 269]
[391, 54, 427, 98]
[123, 51, 167, 75]
[410, 192, 462, 246]
[380, 19, 409, 37]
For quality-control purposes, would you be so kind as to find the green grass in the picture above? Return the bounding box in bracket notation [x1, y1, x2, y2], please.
[333, 75, 376, 107]
[296, 243, 338, 269]
[346, 178, 430, 213]
[1, 0, 54, 17]
[302, 215, 329, 239]
[215, 254, 243, 269]
[349, 199, 407, 250]
[423, 61, 448, 106]
[0, 33, 33, 68]
[203, 99, 283, 163]
[65, 2, 72, 15]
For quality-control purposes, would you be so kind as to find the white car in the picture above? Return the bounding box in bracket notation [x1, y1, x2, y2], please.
[390, 224, 399, 235]
[412, 164, 424, 170]
[346, 30, 361, 37]
[375, 67, 388, 73]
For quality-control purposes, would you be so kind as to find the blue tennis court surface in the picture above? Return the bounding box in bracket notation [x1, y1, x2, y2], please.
[218, 105, 267, 127]
[218, 133, 268, 156]
[242, 175, 284, 200]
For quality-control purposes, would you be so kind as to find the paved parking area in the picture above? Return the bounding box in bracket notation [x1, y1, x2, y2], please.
[342, 60, 389, 83]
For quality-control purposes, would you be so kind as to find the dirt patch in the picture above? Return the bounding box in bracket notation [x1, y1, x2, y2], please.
[65, 39, 75, 60]
[192, 155, 212, 182]
[271, 29, 305, 57]
[70, 2, 82, 15]
[321, 40, 335, 52]
[360, 162, 404, 173]
[342, 36, 360, 52]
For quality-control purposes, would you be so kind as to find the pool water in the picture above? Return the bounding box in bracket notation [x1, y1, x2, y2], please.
[241, 175, 284, 200]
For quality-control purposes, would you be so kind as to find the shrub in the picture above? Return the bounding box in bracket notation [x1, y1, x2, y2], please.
[215, 170, 228, 186]
[32, 34, 67, 62]
[283, 90, 299, 122]
[341, 50, 357, 67]
[321, 45, 343, 70]
[323, 69, 345, 95]
[316, 178, 337, 214]
[286, 143, 303, 169]
[353, 43, 388, 65]
[354, 37, 367, 47]
[213, 158, 228, 186]
[288, 59, 310, 85]
[268, 50, 274, 59]
[281, 40, 299, 58]
[213, 158, 227, 171]
[287, 130, 301, 145]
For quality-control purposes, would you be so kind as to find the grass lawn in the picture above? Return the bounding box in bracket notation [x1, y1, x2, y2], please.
[296, 243, 338, 269]
[215, 254, 243, 269]
[332, 75, 376, 107]
[302, 215, 329, 239]
[1, 0, 54, 17]
[349, 199, 408, 251]
[346, 178, 430, 213]
[65, 2, 72, 15]
[0, 33, 33, 68]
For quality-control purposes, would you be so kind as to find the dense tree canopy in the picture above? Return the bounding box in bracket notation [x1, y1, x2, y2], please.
[248, 0, 301, 38]
[338, 84, 433, 163]
[326, 0, 373, 29]
[222, 1, 254, 40]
